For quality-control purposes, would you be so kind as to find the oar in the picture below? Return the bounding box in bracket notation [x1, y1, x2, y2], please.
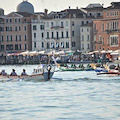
[90, 63, 96, 69]
[103, 64, 110, 72]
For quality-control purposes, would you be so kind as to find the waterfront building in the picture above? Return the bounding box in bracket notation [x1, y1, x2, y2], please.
[31, 12, 45, 51]
[44, 8, 93, 51]
[0, 12, 33, 56]
[93, 2, 120, 51]
[79, 4, 104, 53]
[31, 7, 93, 51]
[81, 3, 104, 18]
[80, 23, 93, 53]
[0, 0, 35, 56]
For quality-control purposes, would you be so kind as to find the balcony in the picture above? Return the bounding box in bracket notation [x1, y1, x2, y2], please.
[54, 37, 60, 40]
[97, 41, 102, 44]
[105, 29, 120, 34]
[51, 26, 64, 29]
[93, 29, 98, 34]
[94, 41, 97, 44]
[31, 20, 44, 23]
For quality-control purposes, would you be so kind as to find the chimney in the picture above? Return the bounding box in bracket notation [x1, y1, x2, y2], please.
[44, 9, 48, 16]
[76, 6, 78, 9]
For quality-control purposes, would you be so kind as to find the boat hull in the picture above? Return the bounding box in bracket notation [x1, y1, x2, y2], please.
[0, 72, 54, 82]
[97, 72, 120, 75]
[59, 67, 94, 71]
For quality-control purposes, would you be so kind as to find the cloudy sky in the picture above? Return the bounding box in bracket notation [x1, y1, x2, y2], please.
[0, 0, 119, 14]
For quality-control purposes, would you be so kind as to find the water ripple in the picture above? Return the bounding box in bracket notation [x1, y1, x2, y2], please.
[0, 65, 120, 119]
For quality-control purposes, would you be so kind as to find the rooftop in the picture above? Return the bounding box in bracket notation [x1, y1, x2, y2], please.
[86, 3, 103, 8]
[105, 2, 120, 10]
[16, 12, 33, 17]
[45, 8, 94, 19]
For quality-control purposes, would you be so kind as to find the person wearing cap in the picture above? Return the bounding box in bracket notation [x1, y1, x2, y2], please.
[0, 69, 7, 76]
[21, 69, 27, 76]
[10, 69, 17, 76]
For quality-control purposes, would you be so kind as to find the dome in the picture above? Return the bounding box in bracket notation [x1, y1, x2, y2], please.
[17, 1, 34, 14]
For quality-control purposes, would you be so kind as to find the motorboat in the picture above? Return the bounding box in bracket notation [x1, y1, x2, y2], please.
[90, 63, 108, 72]
[97, 63, 120, 75]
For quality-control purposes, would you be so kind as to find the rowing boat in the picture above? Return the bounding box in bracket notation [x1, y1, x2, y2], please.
[0, 64, 55, 82]
[59, 66, 94, 71]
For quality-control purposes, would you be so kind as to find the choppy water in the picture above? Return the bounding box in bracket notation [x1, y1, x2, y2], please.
[0, 65, 120, 120]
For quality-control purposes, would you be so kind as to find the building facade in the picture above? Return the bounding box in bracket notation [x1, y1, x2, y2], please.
[80, 23, 93, 53]
[93, 2, 120, 51]
[0, 12, 33, 55]
[31, 13, 45, 51]
[31, 8, 93, 51]
[0, 0, 36, 55]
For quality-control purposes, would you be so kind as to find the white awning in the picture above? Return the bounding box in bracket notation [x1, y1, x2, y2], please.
[101, 50, 107, 53]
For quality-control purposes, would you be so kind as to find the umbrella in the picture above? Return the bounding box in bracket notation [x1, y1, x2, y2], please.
[93, 50, 99, 53]
[29, 51, 38, 56]
[67, 52, 73, 55]
[107, 50, 113, 53]
[73, 51, 81, 55]
[111, 49, 120, 55]
[88, 52, 94, 54]
[20, 51, 29, 56]
[38, 51, 45, 54]
[101, 50, 107, 53]
[55, 50, 65, 55]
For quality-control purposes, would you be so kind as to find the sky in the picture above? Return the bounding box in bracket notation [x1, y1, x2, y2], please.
[0, 0, 119, 14]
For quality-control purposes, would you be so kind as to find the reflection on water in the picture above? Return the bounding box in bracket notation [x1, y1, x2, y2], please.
[0, 65, 120, 120]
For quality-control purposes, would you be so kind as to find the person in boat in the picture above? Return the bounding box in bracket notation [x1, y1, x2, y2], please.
[115, 64, 120, 71]
[21, 69, 27, 76]
[79, 64, 84, 69]
[10, 69, 17, 76]
[71, 64, 74, 68]
[100, 64, 104, 68]
[47, 65, 52, 80]
[71, 64, 76, 68]
[73, 64, 76, 69]
[0, 69, 7, 76]
[64, 64, 68, 67]
[87, 64, 91, 68]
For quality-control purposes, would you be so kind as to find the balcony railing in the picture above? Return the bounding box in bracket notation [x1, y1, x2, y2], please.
[93, 29, 98, 34]
[105, 29, 120, 34]
[94, 41, 102, 44]
[51, 26, 64, 29]
[94, 41, 97, 44]
[54, 37, 60, 40]
[97, 41, 102, 44]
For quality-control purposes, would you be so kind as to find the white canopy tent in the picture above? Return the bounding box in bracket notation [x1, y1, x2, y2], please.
[38, 51, 45, 54]
[29, 51, 39, 56]
[20, 51, 30, 56]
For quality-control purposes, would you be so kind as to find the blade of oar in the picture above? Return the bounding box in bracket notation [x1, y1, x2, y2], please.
[103, 64, 110, 72]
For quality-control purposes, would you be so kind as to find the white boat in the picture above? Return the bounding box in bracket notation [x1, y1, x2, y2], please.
[0, 64, 55, 82]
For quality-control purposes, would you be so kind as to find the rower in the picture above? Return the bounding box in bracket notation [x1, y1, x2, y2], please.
[21, 69, 27, 76]
[10, 69, 17, 76]
[115, 64, 120, 71]
[0, 69, 7, 76]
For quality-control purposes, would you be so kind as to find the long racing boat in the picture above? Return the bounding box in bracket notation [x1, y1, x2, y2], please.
[0, 64, 55, 82]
